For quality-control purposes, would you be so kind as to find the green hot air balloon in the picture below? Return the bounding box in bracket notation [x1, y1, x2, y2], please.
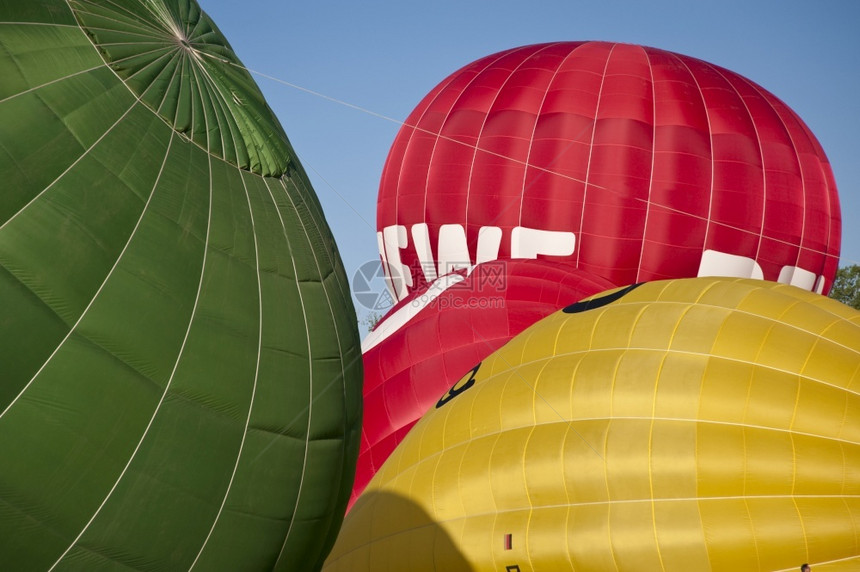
[0, 0, 362, 569]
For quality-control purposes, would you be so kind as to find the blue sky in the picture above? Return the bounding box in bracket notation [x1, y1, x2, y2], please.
[200, 0, 859, 321]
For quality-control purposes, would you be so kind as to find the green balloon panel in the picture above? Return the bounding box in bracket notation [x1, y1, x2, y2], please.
[0, 1, 362, 570]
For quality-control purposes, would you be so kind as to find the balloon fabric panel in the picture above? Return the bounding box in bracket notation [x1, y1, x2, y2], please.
[0, 1, 361, 570]
[352, 261, 615, 509]
[328, 278, 860, 571]
[376, 41, 840, 299]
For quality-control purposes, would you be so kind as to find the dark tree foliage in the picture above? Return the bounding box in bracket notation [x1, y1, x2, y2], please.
[828, 265, 860, 310]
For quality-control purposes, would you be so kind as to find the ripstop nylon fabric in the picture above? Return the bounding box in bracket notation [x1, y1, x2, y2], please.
[0, 1, 361, 570]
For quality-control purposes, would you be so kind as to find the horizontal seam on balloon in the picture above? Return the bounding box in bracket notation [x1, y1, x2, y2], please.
[378, 416, 860, 482]
[0, 22, 80, 28]
[555, 294, 860, 354]
[276, 174, 355, 567]
[256, 173, 316, 568]
[0, 63, 105, 106]
[347, 494, 860, 534]
[492, 343, 860, 400]
[51, 539, 141, 571]
[286, 173, 355, 306]
[331, 489, 860, 563]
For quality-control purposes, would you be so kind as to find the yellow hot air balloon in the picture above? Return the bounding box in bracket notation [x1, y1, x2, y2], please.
[325, 278, 860, 571]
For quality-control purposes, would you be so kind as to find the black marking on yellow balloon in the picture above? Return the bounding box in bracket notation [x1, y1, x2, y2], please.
[436, 363, 481, 408]
[562, 283, 643, 314]
[506, 566, 521, 572]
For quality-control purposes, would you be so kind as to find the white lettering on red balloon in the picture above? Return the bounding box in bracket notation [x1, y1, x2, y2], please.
[377, 225, 824, 301]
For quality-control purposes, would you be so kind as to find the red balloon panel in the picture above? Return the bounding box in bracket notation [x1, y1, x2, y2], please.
[351, 260, 615, 510]
[377, 41, 841, 299]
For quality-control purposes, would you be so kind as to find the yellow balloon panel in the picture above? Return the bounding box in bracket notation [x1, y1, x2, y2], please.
[325, 278, 860, 571]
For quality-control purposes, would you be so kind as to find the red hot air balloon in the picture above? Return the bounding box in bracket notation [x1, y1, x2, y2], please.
[376, 41, 841, 302]
[351, 259, 614, 509]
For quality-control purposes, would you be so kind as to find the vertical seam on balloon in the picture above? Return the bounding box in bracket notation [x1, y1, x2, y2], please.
[189, 169, 263, 570]
[193, 60, 229, 165]
[738, 413, 760, 568]
[273, 173, 352, 567]
[469, 322, 607, 462]
[455, 419, 474, 524]
[187, 53, 203, 148]
[593, 306, 621, 572]
[285, 164, 352, 303]
[744, 85, 808, 272]
[463, 45, 547, 256]
[419, 49, 517, 282]
[186, 3, 208, 41]
[42, 14, 213, 555]
[188, 54, 218, 164]
[428, 428, 446, 547]
[789, 434, 810, 560]
[0, 12, 165, 418]
[156, 46, 183, 115]
[690, 277, 719, 568]
[788, 308, 812, 437]
[670, 54, 715, 262]
[390, 61, 461, 284]
[559, 428, 575, 571]
[47, 18, 210, 555]
[280, 168, 362, 525]
[99, 0, 167, 34]
[521, 423, 537, 537]
[574, 43, 616, 271]
[0, 100, 148, 412]
[635, 46, 658, 284]
[692, 342, 711, 567]
[45, 128, 191, 570]
[707, 65, 768, 268]
[656, 303, 694, 569]
[171, 39, 190, 128]
[193, 51, 245, 172]
[843, 450, 859, 555]
[262, 176, 315, 567]
[122, 45, 183, 89]
[514, 42, 568, 228]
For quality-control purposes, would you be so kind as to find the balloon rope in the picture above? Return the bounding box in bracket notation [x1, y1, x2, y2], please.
[200, 52, 851, 267]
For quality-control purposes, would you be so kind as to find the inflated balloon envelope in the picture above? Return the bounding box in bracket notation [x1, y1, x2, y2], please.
[0, 1, 361, 570]
[375, 41, 842, 303]
[353, 260, 615, 510]
[326, 277, 860, 571]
